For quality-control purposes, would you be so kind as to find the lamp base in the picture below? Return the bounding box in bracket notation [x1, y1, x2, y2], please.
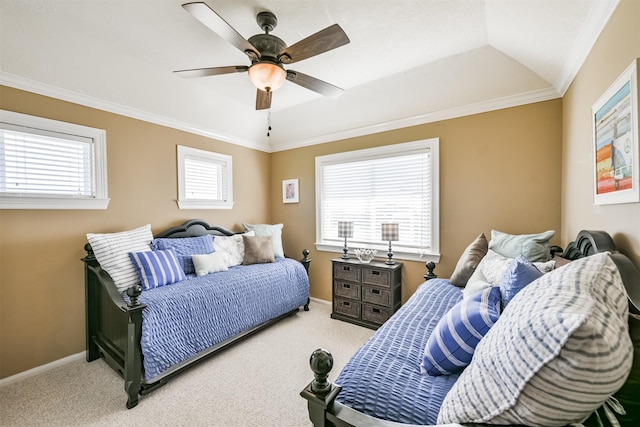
[386, 241, 394, 265]
[342, 238, 350, 259]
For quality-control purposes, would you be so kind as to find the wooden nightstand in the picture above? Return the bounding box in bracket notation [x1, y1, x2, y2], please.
[331, 258, 402, 329]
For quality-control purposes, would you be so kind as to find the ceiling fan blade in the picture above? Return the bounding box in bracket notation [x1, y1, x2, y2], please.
[174, 65, 248, 78]
[286, 70, 344, 99]
[279, 24, 349, 64]
[182, 2, 260, 59]
[256, 89, 272, 110]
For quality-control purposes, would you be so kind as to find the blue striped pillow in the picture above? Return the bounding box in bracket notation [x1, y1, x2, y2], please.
[151, 235, 214, 275]
[129, 249, 187, 290]
[421, 286, 501, 376]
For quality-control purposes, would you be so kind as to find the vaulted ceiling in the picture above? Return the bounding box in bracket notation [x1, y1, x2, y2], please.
[0, 0, 619, 152]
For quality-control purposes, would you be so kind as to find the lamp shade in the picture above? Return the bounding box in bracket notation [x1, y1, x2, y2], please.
[381, 223, 399, 241]
[248, 62, 286, 92]
[338, 221, 354, 238]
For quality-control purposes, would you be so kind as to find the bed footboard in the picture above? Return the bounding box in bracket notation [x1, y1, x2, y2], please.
[83, 244, 145, 409]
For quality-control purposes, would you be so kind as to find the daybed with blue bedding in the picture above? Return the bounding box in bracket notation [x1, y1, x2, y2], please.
[83, 219, 310, 409]
[302, 230, 640, 427]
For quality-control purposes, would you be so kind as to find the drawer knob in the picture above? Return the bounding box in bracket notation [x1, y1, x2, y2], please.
[372, 289, 380, 295]
[343, 266, 351, 271]
[372, 307, 381, 313]
[372, 270, 380, 275]
[343, 301, 351, 306]
[343, 283, 351, 289]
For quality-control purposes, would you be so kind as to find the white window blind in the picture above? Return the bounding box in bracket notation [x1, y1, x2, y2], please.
[177, 145, 233, 209]
[316, 139, 440, 261]
[0, 110, 109, 210]
[1, 127, 94, 197]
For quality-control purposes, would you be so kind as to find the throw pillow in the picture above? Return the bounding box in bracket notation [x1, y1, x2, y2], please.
[213, 231, 255, 266]
[421, 286, 501, 376]
[242, 235, 276, 265]
[86, 224, 154, 292]
[243, 223, 284, 258]
[191, 252, 229, 276]
[462, 250, 513, 298]
[489, 229, 555, 262]
[499, 255, 543, 308]
[151, 234, 214, 275]
[129, 248, 187, 290]
[438, 252, 633, 426]
[449, 233, 488, 287]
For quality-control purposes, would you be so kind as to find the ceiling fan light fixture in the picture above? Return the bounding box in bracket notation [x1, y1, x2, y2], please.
[248, 62, 286, 92]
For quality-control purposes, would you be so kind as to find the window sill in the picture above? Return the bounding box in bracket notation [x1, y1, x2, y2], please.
[315, 243, 441, 264]
[176, 200, 234, 210]
[0, 197, 110, 210]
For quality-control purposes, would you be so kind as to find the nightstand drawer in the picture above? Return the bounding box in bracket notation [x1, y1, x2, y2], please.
[361, 303, 390, 325]
[334, 298, 361, 319]
[362, 267, 391, 288]
[361, 286, 390, 307]
[334, 263, 361, 282]
[335, 281, 361, 300]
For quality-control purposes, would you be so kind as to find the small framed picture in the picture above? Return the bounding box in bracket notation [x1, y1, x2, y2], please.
[282, 179, 299, 204]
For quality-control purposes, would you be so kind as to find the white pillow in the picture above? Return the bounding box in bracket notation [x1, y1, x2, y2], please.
[86, 224, 154, 292]
[212, 231, 255, 267]
[438, 252, 633, 426]
[192, 252, 229, 276]
[243, 223, 284, 258]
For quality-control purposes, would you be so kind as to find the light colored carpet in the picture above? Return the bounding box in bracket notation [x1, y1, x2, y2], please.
[0, 301, 373, 427]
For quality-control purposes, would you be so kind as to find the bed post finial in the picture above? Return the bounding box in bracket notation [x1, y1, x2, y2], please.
[424, 261, 437, 281]
[126, 285, 142, 307]
[310, 348, 333, 394]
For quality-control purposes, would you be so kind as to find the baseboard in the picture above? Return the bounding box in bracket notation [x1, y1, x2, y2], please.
[0, 352, 85, 387]
[310, 297, 331, 306]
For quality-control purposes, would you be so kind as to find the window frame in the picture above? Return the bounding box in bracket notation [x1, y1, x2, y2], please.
[0, 109, 109, 210]
[176, 145, 234, 210]
[315, 138, 440, 263]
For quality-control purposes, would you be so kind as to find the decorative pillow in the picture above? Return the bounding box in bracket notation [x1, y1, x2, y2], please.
[242, 235, 275, 265]
[499, 255, 543, 308]
[489, 229, 555, 262]
[421, 286, 501, 376]
[243, 223, 284, 258]
[151, 235, 214, 275]
[213, 231, 255, 266]
[438, 253, 633, 426]
[191, 252, 229, 276]
[128, 249, 186, 290]
[86, 224, 154, 292]
[463, 250, 555, 299]
[450, 233, 488, 287]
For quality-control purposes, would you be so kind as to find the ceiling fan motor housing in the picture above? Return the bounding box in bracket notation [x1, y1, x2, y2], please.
[248, 33, 287, 65]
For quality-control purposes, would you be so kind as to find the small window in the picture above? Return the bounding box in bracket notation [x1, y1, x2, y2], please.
[0, 110, 109, 209]
[177, 145, 233, 209]
[315, 139, 440, 262]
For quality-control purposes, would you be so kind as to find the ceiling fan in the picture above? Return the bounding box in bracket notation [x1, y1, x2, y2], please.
[174, 2, 350, 110]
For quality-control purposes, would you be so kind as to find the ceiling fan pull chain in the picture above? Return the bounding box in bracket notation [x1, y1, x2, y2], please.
[267, 110, 272, 137]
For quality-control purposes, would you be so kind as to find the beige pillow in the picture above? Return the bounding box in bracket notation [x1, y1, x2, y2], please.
[450, 233, 488, 287]
[242, 235, 275, 265]
[191, 252, 229, 276]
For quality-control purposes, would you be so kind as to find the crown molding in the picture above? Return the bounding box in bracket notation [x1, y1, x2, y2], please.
[270, 86, 561, 152]
[554, 0, 620, 95]
[0, 72, 271, 153]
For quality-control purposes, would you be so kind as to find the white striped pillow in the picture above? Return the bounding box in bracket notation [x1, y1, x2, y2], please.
[438, 252, 633, 426]
[129, 249, 186, 290]
[86, 224, 153, 292]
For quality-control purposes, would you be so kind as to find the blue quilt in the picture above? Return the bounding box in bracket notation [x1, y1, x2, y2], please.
[335, 279, 462, 425]
[136, 258, 309, 382]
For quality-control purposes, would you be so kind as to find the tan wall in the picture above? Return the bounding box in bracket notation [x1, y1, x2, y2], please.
[562, 0, 640, 265]
[272, 100, 563, 303]
[0, 86, 272, 379]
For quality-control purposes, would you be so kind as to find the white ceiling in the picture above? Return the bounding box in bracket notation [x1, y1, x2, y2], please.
[0, 0, 619, 152]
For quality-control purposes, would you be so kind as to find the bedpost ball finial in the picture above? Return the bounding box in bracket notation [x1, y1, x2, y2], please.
[424, 261, 437, 280]
[302, 249, 310, 261]
[309, 348, 333, 394]
[126, 285, 142, 307]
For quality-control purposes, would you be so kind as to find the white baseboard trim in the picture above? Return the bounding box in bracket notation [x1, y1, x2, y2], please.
[310, 297, 331, 306]
[0, 352, 85, 387]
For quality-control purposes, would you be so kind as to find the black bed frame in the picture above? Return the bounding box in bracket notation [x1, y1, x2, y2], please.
[301, 230, 640, 427]
[83, 219, 311, 409]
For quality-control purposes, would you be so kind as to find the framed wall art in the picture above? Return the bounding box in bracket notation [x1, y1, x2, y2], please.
[591, 58, 639, 205]
[282, 179, 299, 203]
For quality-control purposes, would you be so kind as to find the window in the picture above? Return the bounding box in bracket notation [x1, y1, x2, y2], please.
[315, 139, 440, 262]
[0, 110, 109, 209]
[177, 145, 233, 209]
